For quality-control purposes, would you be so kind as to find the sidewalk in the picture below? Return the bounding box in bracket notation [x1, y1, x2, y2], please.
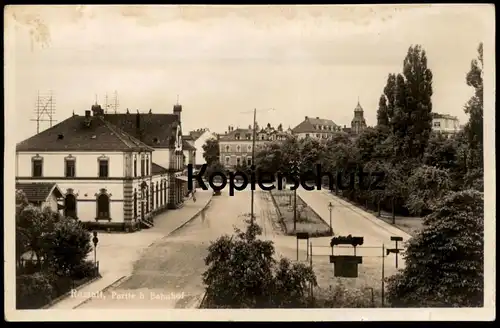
[49, 189, 212, 309]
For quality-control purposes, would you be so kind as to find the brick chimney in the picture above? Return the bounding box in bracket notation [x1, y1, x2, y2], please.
[173, 103, 182, 122]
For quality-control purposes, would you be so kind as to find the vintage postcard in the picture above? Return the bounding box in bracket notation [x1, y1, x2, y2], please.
[4, 4, 495, 321]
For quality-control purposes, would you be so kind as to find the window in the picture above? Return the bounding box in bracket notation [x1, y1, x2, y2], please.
[247, 157, 252, 166]
[32, 157, 43, 177]
[146, 156, 150, 176]
[236, 157, 241, 166]
[156, 183, 159, 208]
[247, 145, 252, 152]
[151, 184, 154, 210]
[145, 187, 149, 213]
[64, 193, 77, 219]
[225, 145, 230, 152]
[140, 156, 145, 176]
[99, 159, 109, 178]
[225, 156, 230, 164]
[65, 158, 76, 177]
[434, 122, 441, 127]
[236, 145, 240, 152]
[134, 189, 137, 219]
[305, 134, 310, 138]
[164, 180, 167, 205]
[97, 194, 110, 219]
[134, 156, 137, 177]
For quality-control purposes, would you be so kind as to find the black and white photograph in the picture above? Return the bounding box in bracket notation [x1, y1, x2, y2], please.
[4, 4, 495, 321]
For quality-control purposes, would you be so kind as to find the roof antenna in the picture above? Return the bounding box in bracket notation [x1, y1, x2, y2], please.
[95, 94, 98, 105]
[176, 94, 179, 105]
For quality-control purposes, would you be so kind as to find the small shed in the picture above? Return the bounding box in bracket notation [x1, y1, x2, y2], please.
[16, 182, 64, 212]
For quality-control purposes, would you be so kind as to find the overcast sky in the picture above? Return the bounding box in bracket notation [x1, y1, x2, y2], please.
[5, 5, 493, 142]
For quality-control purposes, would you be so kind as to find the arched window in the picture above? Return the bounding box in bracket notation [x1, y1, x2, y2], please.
[159, 182, 163, 207]
[164, 180, 167, 205]
[156, 182, 159, 208]
[97, 194, 110, 219]
[64, 193, 77, 219]
[133, 188, 137, 219]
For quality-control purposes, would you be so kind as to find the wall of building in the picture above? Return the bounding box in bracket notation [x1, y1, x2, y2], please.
[151, 149, 170, 170]
[294, 132, 335, 140]
[219, 140, 267, 168]
[194, 131, 217, 166]
[16, 151, 128, 178]
[432, 117, 460, 134]
[41, 193, 60, 213]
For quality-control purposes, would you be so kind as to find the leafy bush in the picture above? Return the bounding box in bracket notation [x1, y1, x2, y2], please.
[405, 165, 452, 216]
[386, 190, 484, 307]
[72, 260, 98, 280]
[202, 221, 317, 308]
[45, 219, 93, 276]
[16, 272, 54, 309]
[314, 281, 381, 308]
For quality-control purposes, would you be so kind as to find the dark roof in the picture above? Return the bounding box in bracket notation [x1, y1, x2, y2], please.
[103, 113, 180, 148]
[16, 183, 63, 202]
[182, 139, 196, 151]
[152, 162, 168, 175]
[432, 112, 458, 120]
[16, 115, 154, 152]
[292, 116, 338, 133]
[219, 128, 254, 141]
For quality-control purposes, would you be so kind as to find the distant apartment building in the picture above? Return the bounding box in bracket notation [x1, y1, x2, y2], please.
[292, 116, 341, 140]
[432, 113, 460, 136]
[218, 123, 290, 168]
[183, 128, 218, 168]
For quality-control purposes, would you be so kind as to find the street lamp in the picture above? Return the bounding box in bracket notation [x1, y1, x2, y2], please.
[328, 202, 334, 236]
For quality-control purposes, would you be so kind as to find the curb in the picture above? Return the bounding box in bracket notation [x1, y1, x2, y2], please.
[167, 196, 213, 236]
[41, 275, 102, 309]
[72, 275, 128, 309]
[298, 193, 332, 229]
[322, 191, 412, 240]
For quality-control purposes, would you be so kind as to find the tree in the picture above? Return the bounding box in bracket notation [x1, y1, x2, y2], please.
[202, 138, 220, 166]
[405, 165, 452, 216]
[401, 45, 434, 159]
[386, 190, 484, 307]
[44, 219, 93, 276]
[376, 94, 389, 127]
[463, 43, 484, 191]
[202, 221, 317, 308]
[255, 142, 283, 175]
[383, 73, 397, 122]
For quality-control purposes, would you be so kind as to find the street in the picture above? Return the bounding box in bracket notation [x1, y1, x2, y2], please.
[77, 187, 410, 309]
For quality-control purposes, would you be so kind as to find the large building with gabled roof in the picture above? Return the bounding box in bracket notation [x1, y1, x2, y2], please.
[15, 102, 192, 232]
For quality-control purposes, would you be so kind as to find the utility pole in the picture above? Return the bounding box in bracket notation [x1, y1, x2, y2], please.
[250, 108, 257, 227]
[240, 107, 275, 228]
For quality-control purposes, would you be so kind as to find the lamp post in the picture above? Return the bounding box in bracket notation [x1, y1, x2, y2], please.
[328, 202, 334, 236]
[92, 231, 99, 275]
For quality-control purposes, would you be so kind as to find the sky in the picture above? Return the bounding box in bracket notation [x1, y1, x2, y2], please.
[5, 5, 494, 143]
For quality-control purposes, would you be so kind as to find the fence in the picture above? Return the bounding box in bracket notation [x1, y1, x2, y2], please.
[291, 236, 405, 308]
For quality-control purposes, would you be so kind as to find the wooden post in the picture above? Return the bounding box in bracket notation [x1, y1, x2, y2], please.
[381, 244, 385, 307]
[310, 242, 314, 306]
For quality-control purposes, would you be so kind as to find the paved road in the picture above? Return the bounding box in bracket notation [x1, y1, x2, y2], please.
[77, 189, 254, 309]
[77, 188, 411, 309]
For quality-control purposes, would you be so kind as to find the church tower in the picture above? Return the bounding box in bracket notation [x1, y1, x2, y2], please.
[351, 98, 367, 135]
